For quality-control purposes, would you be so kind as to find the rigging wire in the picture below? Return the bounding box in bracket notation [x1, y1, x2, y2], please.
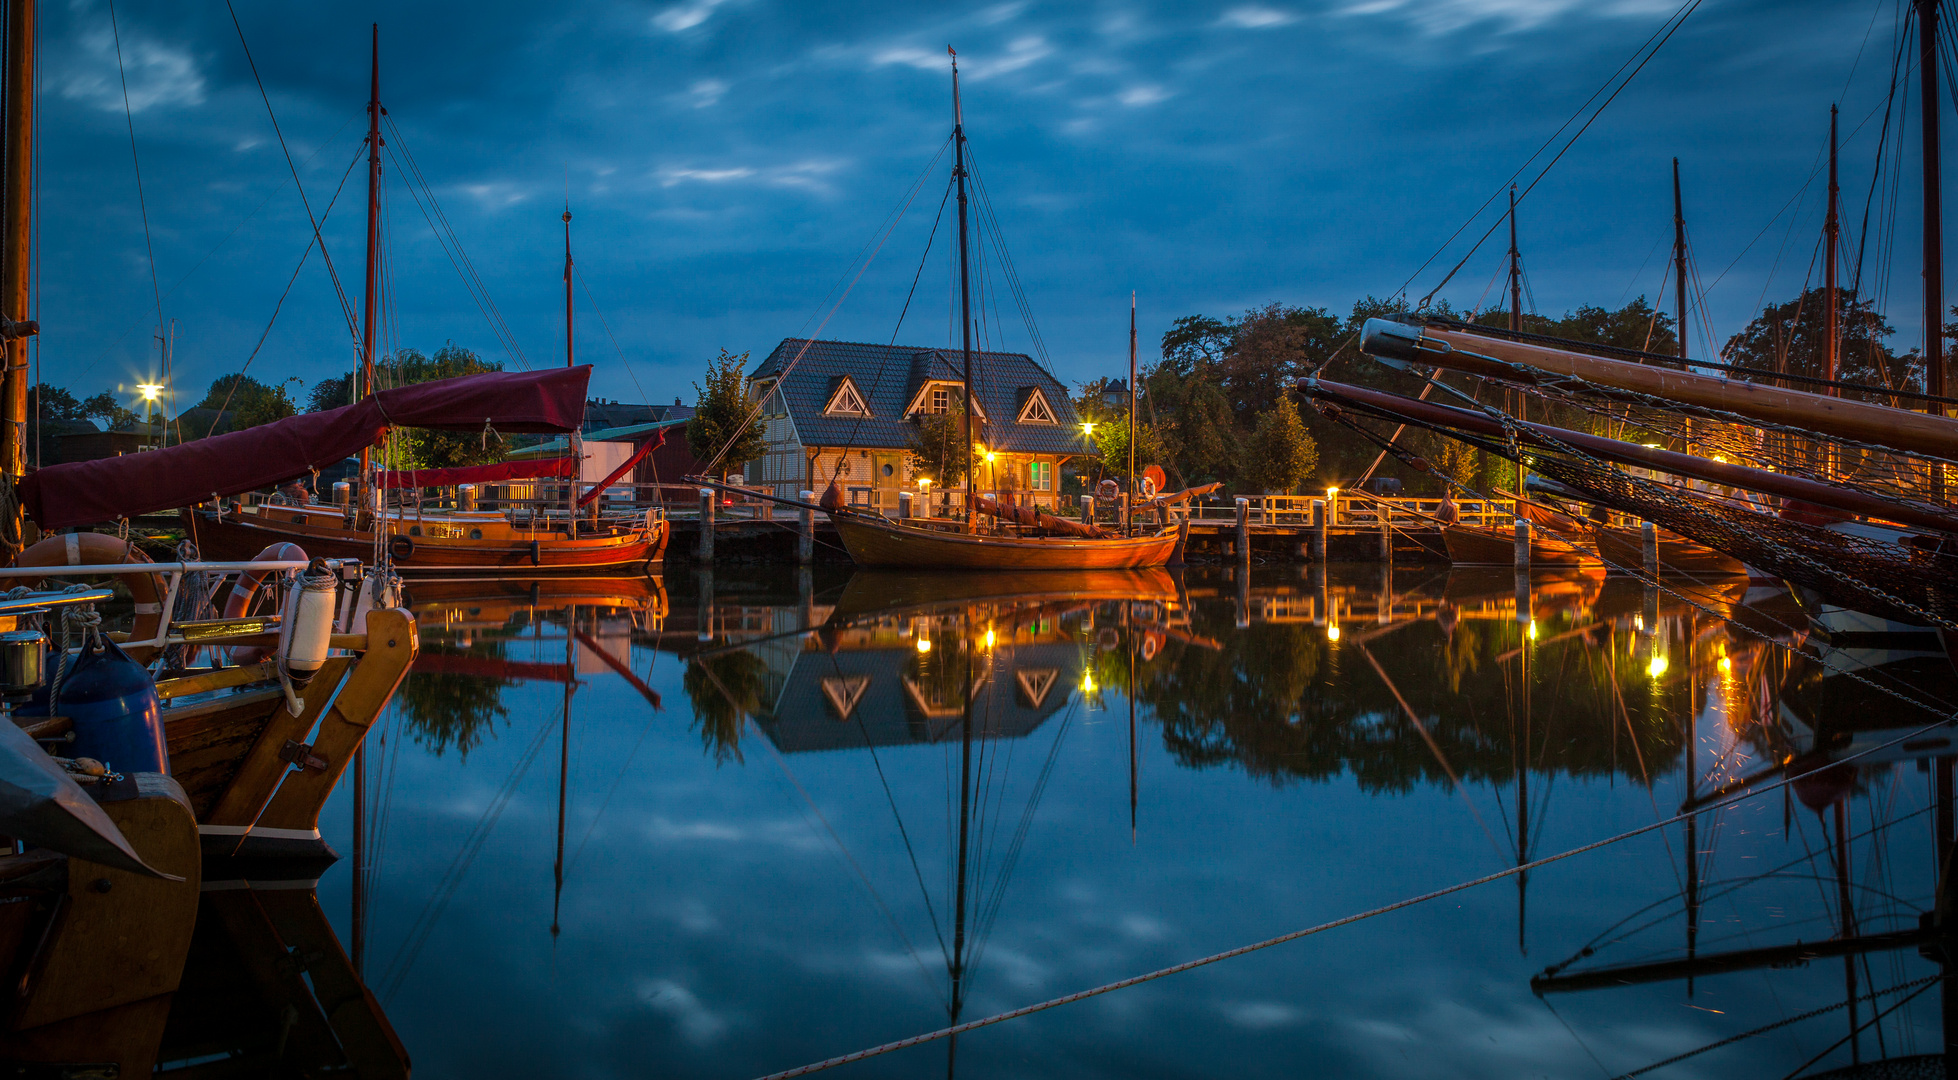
[104, 0, 164, 385]
[574, 268, 649, 404]
[222, 0, 361, 353]
[1404, 0, 1705, 309]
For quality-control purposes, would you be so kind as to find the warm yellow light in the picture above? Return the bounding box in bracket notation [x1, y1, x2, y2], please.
[1718, 656, 1732, 673]
[1326, 487, 1338, 500]
[136, 383, 163, 402]
[1643, 443, 1662, 450]
[916, 638, 932, 654]
[1081, 422, 1097, 436]
[985, 451, 997, 463]
[1326, 624, 1341, 642]
[984, 628, 995, 649]
[1081, 670, 1097, 695]
[1647, 654, 1668, 678]
[1527, 619, 1538, 640]
[1633, 615, 1644, 631]
[1711, 454, 1727, 464]
[918, 477, 933, 489]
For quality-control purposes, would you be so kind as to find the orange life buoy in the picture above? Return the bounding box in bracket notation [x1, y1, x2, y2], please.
[15, 532, 166, 663]
[224, 542, 308, 666]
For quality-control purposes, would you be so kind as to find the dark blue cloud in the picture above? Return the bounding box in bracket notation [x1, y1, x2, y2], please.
[33, 0, 1918, 413]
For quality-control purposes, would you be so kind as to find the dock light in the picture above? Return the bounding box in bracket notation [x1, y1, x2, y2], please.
[1647, 654, 1669, 679]
[1081, 421, 1097, 437]
[1081, 670, 1097, 695]
[919, 477, 933, 490]
[985, 451, 997, 463]
[1326, 624, 1341, 642]
[1718, 655, 1732, 673]
[136, 383, 162, 402]
[1326, 487, 1338, 500]
[984, 627, 995, 649]
[916, 637, 932, 654]
[1527, 619, 1538, 641]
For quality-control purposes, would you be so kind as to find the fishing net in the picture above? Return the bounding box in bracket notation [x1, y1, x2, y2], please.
[1313, 385, 1958, 631]
[1416, 318, 1958, 527]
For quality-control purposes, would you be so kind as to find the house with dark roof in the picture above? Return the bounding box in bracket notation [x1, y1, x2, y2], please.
[745, 339, 1085, 510]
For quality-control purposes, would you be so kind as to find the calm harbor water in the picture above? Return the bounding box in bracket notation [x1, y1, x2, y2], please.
[296, 565, 1952, 1078]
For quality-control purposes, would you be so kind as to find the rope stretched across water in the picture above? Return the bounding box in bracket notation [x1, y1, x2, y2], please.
[750, 707, 1958, 1080]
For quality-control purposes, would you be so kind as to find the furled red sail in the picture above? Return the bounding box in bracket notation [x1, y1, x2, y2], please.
[18, 366, 591, 530]
[377, 456, 576, 490]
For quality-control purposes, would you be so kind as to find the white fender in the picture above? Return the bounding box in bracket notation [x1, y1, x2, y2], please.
[341, 568, 402, 635]
[278, 560, 337, 687]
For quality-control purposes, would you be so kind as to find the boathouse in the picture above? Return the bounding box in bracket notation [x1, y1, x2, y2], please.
[745, 338, 1085, 509]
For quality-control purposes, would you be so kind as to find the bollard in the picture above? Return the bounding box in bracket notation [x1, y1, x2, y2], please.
[697, 488, 716, 562]
[899, 491, 913, 520]
[1641, 520, 1659, 580]
[798, 490, 815, 565]
[1513, 517, 1531, 572]
[1312, 498, 1327, 562]
[1235, 496, 1250, 565]
[457, 483, 477, 512]
[1081, 494, 1096, 524]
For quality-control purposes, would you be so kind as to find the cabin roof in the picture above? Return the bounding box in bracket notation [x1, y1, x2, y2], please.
[749, 338, 1082, 455]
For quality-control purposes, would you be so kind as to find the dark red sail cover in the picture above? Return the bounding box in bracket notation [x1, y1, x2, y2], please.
[19, 366, 591, 530]
[377, 456, 576, 490]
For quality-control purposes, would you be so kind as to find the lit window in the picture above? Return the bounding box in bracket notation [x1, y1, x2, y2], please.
[1030, 461, 1052, 490]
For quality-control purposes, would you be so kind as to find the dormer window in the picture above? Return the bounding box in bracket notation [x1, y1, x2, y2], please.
[1017, 387, 1057, 425]
[905, 380, 986, 420]
[824, 376, 871, 417]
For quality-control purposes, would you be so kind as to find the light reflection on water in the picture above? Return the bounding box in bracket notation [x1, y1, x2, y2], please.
[315, 565, 1958, 1078]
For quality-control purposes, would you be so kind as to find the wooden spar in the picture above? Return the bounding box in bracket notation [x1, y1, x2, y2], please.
[1127, 292, 1137, 536]
[952, 49, 975, 533]
[1673, 157, 1688, 366]
[1360, 319, 1958, 462]
[1826, 104, 1840, 389]
[1922, 0, 1945, 403]
[1, 0, 32, 556]
[357, 25, 380, 481]
[563, 207, 574, 369]
[1304, 377, 1958, 536]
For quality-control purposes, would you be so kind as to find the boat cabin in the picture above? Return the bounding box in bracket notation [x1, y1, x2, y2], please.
[745, 338, 1083, 512]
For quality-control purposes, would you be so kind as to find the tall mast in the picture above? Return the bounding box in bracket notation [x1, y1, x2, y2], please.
[553, 604, 572, 937]
[1922, 0, 1945, 406]
[947, 635, 975, 1076]
[952, 48, 976, 533]
[1126, 293, 1136, 536]
[1826, 104, 1841, 391]
[1672, 158, 1688, 366]
[1508, 186, 1525, 494]
[357, 24, 381, 476]
[1, 0, 35, 555]
[563, 207, 574, 369]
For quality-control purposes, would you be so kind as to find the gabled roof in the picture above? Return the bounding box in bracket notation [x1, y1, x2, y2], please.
[750, 339, 1085, 455]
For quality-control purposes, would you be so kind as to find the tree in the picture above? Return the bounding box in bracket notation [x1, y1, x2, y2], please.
[378, 345, 507, 469]
[1219, 303, 1344, 425]
[1160, 314, 1231, 375]
[78, 391, 138, 430]
[309, 373, 354, 413]
[685, 349, 764, 480]
[1725, 287, 1913, 393]
[1239, 395, 1318, 495]
[31, 384, 81, 421]
[907, 398, 970, 487]
[1088, 419, 1167, 484]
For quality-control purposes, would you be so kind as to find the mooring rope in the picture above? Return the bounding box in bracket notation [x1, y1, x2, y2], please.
[749, 705, 1958, 1080]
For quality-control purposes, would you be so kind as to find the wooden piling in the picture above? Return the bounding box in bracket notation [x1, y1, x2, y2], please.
[1378, 503, 1392, 562]
[1312, 498, 1327, 562]
[1642, 520, 1659, 579]
[697, 488, 716, 562]
[1513, 517, 1530, 571]
[1235, 496, 1250, 565]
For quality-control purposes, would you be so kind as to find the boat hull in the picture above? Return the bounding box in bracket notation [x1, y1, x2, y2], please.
[1593, 524, 1744, 577]
[831, 513, 1180, 570]
[184, 507, 667, 573]
[1442, 524, 1599, 567]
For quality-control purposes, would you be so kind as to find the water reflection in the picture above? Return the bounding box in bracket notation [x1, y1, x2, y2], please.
[345, 563, 1958, 1077]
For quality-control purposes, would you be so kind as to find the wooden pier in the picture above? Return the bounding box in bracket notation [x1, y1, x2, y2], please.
[661, 490, 1515, 566]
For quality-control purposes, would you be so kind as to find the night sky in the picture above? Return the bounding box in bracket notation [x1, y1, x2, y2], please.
[30, 0, 1924, 411]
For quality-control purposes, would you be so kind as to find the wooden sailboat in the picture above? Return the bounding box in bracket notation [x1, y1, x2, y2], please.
[175, 32, 666, 573]
[814, 51, 1181, 572]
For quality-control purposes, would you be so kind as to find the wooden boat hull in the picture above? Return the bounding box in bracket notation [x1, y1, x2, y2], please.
[1442, 524, 1599, 567]
[830, 512, 1180, 570]
[185, 507, 667, 572]
[1594, 524, 1744, 577]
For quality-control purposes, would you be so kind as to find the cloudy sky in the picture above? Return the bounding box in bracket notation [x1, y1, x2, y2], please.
[33, 0, 1921, 410]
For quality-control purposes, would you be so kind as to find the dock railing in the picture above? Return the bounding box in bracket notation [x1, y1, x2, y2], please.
[1183, 492, 1515, 528]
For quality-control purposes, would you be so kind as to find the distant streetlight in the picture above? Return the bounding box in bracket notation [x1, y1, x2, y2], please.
[136, 383, 163, 402]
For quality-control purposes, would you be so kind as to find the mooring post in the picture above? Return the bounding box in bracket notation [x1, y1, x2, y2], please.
[899, 491, 912, 520]
[1515, 569, 1531, 632]
[1236, 563, 1251, 629]
[797, 490, 815, 566]
[1513, 517, 1531, 572]
[1642, 520, 1659, 580]
[1312, 498, 1327, 562]
[1235, 496, 1250, 565]
[1081, 494, 1095, 524]
[695, 568, 715, 643]
[697, 488, 716, 562]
